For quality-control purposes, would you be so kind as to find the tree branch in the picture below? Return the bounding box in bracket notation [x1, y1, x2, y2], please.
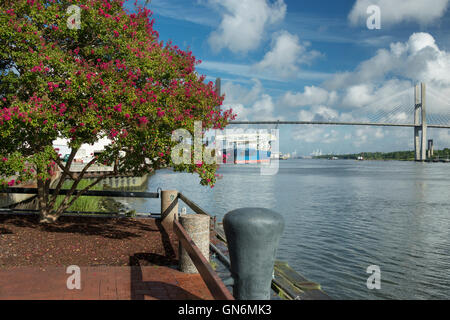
[55, 171, 116, 216]
[50, 148, 78, 206]
[53, 155, 101, 216]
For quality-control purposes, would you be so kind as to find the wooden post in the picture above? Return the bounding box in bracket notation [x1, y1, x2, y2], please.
[161, 190, 178, 229]
[178, 214, 210, 274]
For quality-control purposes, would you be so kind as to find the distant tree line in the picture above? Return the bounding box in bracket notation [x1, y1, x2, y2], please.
[314, 149, 450, 161]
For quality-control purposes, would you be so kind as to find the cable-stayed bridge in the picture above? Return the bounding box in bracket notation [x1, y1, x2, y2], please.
[228, 83, 450, 161]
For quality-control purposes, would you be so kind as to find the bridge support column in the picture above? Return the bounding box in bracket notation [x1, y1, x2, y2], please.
[420, 83, 427, 161]
[414, 84, 421, 161]
[414, 83, 428, 162]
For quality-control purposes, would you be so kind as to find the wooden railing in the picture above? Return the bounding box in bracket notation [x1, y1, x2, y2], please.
[173, 219, 234, 300]
[0, 188, 160, 217]
[177, 192, 331, 300]
[1, 188, 159, 199]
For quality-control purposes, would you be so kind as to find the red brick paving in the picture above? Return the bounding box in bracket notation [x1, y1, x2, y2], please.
[0, 266, 214, 300]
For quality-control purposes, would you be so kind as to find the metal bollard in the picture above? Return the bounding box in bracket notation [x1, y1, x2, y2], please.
[223, 208, 285, 300]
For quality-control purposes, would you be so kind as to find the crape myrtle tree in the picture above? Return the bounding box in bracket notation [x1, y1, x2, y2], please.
[0, 0, 235, 223]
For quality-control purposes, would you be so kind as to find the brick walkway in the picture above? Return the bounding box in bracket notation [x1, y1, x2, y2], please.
[0, 266, 214, 300]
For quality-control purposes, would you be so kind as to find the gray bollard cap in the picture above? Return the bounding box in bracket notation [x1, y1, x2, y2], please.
[223, 208, 285, 300]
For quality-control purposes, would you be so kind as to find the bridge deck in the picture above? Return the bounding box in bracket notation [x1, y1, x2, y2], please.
[230, 121, 450, 129]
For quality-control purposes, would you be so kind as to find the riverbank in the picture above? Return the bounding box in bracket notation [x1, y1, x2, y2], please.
[313, 149, 450, 161]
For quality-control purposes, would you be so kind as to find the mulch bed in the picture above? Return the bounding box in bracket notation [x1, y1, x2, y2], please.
[0, 215, 179, 269]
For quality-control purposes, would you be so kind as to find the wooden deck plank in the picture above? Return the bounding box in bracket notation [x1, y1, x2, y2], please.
[274, 261, 331, 300]
[0, 266, 214, 300]
[213, 225, 331, 300]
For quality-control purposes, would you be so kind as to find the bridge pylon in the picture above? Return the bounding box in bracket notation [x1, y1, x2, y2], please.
[414, 83, 427, 161]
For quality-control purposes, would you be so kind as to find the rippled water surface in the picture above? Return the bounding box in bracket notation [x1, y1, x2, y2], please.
[129, 160, 450, 299]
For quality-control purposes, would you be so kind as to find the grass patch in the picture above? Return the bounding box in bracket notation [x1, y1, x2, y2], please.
[54, 179, 108, 213]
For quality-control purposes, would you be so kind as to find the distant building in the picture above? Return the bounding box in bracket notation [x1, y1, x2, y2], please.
[53, 137, 112, 163]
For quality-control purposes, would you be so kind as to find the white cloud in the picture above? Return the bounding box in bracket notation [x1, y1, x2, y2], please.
[348, 0, 450, 26]
[323, 32, 450, 113]
[222, 80, 263, 106]
[281, 86, 337, 107]
[297, 105, 339, 122]
[198, 60, 331, 82]
[340, 80, 412, 110]
[292, 126, 340, 144]
[253, 31, 322, 79]
[275, 33, 450, 124]
[220, 31, 450, 154]
[149, 0, 217, 26]
[252, 94, 277, 120]
[207, 0, 287, 53]
[221, 79, 281, 121]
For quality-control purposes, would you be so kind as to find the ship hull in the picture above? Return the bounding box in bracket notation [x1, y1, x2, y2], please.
[222, 147, 272, 164]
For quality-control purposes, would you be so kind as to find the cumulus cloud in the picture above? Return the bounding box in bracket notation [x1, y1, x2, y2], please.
[222, 79, 281, 121]
[292, 127, 340, 144]
[348, 0, 450, 26]
[340, 80, 413, 110]
[253, 31, 322, 79]
[322, 32, 450, 114]
[281, 86, 337, 107]
[326, 33, 450, 90]
[222, 31, 450, 153]
[207, 0, 287, 53]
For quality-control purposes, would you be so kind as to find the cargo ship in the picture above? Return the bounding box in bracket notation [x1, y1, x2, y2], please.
[215, 131, 277, 164]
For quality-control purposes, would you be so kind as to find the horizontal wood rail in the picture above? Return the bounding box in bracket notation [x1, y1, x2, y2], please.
[0, 208, 162, 217]
[0, 188, 159, 199]
[178, 193, 211, 217]
[173, 219, 234, 300]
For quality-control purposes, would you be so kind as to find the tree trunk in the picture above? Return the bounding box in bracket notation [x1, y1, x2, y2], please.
[39, 211, 59, 224]
[37, 179, 59, 224]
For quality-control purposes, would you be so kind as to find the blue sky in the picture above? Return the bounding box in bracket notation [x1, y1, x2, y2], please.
[130, 0, 450, 155]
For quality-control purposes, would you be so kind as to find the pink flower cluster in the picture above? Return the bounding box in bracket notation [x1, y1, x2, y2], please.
[114, 103, 122, 112]
[139, 116, 148, 126]
[47, 82, 59, 92]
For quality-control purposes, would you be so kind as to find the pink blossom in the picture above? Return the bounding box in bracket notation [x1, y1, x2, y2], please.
[8, 180, 15, 186]
[114, 104, 122, 112]
[139, 116, 148, 125]
[110, 129, 119, 138]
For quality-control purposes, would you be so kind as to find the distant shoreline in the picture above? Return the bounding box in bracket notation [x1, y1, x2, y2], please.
[311, 149, 450, 162]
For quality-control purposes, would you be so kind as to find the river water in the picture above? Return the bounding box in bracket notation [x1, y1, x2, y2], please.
[121, 160, 450, 300]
